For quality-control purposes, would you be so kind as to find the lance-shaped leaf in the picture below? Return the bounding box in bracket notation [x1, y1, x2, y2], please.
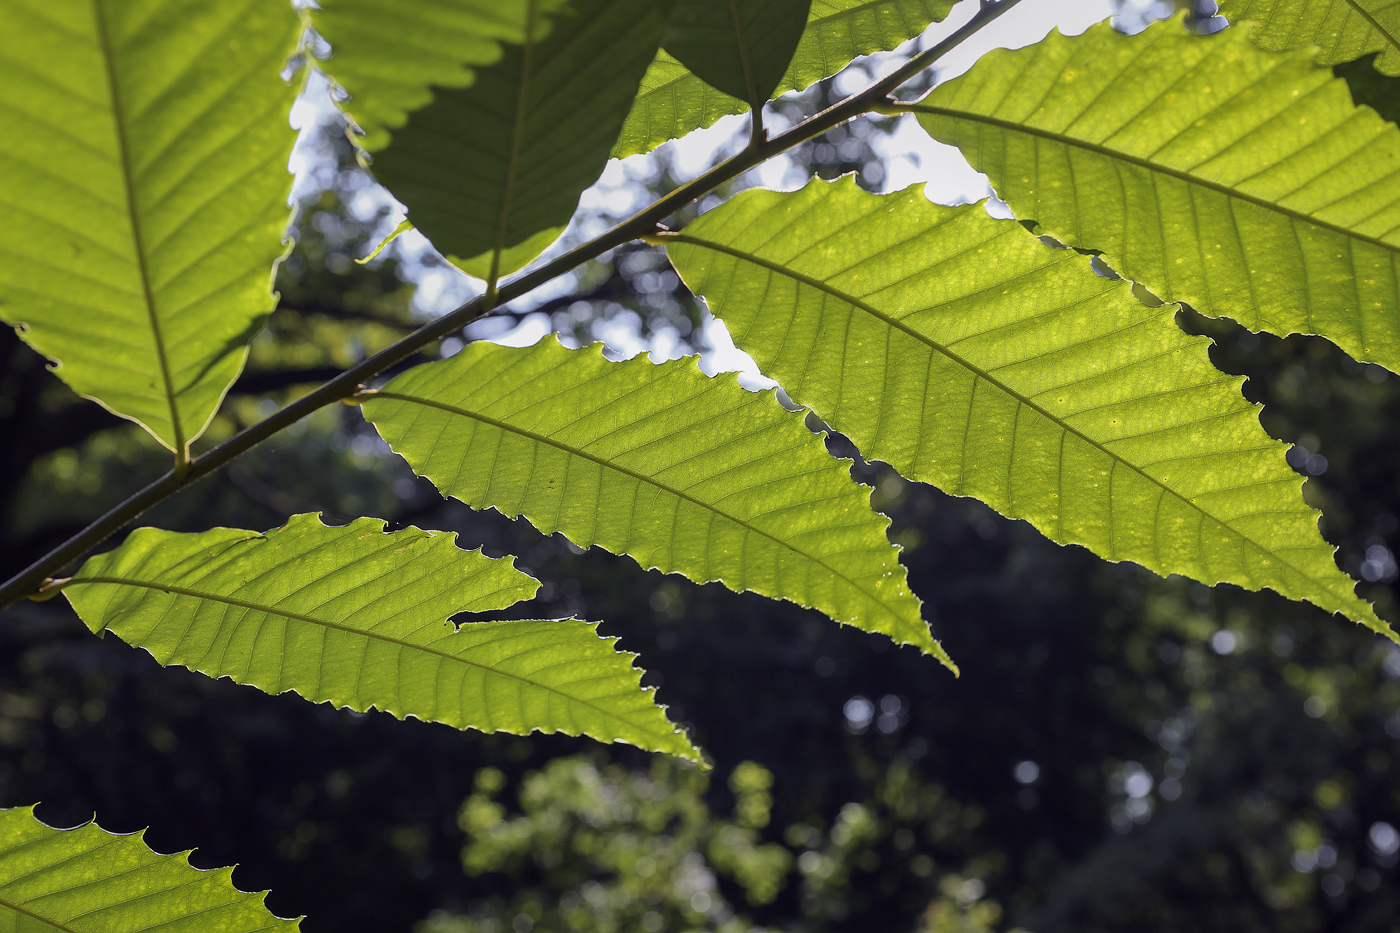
[615, 0, 955, 157]
[362, 338, 945, 664]
[0, 0, 300, 453]
[0, 806, 298, 932]
[1217, 0, 1400, 74]
[666, 178, 1392, 639]
[310, 0, 568, 151]
[365, 0, 669, 282]
[662, 0, 812, 109]
[62, 514, 697, 759]
[912, 16, 1400, 374]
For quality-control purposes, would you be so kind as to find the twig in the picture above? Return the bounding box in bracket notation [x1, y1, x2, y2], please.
[0, 0, 1025, 610]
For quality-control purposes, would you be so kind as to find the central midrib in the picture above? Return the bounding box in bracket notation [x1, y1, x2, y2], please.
[907, 105, 1400, 257]
[668, 231, 1353, 612]
[369, 390, 920, 637]
[68, 577, 665, 734]
[92, 0, 184, 454]
[729, 0, 761, 110]
[0, 895, 82, 933]
[488, 0, 537, 286]
[1342, 0, 1400, 55]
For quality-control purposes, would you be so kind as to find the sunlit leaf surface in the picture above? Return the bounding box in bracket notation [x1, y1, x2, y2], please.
[667, 178, 1391, 638]
[1218, 0, 1400, 74]
[63, 514, 698, 759]
[913, 16, 1400, 374]
[364, 338, 946, 664]
[0, 806, 298, 932]
[0, 0, 299, 452]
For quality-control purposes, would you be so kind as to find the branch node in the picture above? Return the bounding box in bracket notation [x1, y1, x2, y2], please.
[29, 578, 71, 601]
[343, 385, 375, 405]
[642, 226, 679, 247]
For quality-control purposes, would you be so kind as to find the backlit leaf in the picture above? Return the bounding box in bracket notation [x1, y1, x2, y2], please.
[1217, 0, 1400, 74]
[666, 178, 1391, 639]
[913, 16, 1400, 373]
[0, 806, 298, 932]
[0, 0, 300, 453]
[363, 338, 945, 664]
[615, 0, 955, 157]
[62, 514, 697, 759]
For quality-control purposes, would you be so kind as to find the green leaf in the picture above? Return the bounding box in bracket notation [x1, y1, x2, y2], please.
[309, 0, 569, 152]
[362, 338, 946, 664]
[614, 0, 955, 157]
[363, 0, 670, 282]
[62, 514, 697, 759]
[0, 0, 300, 454]
[912, 15, 1400, 374]
[0, 806, 297, 932]
[665, 177, 1392, 639]
[1217, 0, 1400, 74]
[662, 0, 812, 109]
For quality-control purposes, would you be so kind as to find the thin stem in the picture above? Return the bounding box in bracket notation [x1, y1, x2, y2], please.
[0, 0, 1024, 611]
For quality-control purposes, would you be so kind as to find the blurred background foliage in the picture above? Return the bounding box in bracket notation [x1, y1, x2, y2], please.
[2, 2, 1399, 931]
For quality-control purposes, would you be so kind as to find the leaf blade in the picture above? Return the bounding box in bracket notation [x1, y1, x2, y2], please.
[311, 0, 566, 151]
[662, 0, 812, 108]
[0, 806, 298, 933]
[913, 15, 1400, 374]
[666, 178, 1391, 638]
[62, 514, 697, 759]
[363, 338, 945, 663]
[0, 0, 300, 452]
[1218, 0, 1400, 74]
[364, 0, 670, 280]
[614, 0, 955, 157]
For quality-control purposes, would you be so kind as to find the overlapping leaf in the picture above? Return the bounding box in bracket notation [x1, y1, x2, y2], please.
[362, 338, 944, 663]
[662, 0, 812, 108]
[0, 0, 300, 453]
[364, 0, 670, 281]
[311, 0, 567, 151]
[666, 178, 1391, 637]
[62, 514, 697, 758]
[615, 0, 955, 157]
[0, 806, 298, 932]
[912, 16, 1400, 373]
[1218, 0, 1400, 74]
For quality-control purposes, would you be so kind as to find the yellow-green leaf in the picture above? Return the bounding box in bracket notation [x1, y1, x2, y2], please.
[62, 514, 698, 759]
[363, 338, 946, 664]
[1218, 0, 1400, 74]
[0, 806, 298, 932]
[913, 15, 1400, 373]
[666, 177, 1392, 639]
[0, 0, 300, 453]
